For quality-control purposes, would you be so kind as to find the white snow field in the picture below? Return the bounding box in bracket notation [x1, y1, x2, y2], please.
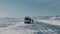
[0, 17, 60, 34]
[0, 22, 40, 34]
[36, 16, 60, 26]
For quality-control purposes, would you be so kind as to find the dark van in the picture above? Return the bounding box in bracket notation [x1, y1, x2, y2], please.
[24, 16, 33, 24]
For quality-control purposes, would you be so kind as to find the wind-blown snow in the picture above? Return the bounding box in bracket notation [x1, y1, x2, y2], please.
[0, 22, 33, 34]
[36, 19, 60, 26]
[0, 21, 59, 34]
[0, 18, 60, 34]
[35, 16, 60, 26]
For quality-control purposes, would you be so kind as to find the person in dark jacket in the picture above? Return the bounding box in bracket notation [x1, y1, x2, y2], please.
[32, 19, 33, 23]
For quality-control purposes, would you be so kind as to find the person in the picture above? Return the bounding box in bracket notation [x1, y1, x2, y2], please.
[31, 19, 34, 23]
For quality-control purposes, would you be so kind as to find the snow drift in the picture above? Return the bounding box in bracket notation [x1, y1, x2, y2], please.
[0, 16, 60, 34]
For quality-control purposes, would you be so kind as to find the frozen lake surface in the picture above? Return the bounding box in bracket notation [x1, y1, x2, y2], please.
[0, 18, 60, 34]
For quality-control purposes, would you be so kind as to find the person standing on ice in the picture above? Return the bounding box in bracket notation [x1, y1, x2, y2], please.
[31, 19, 34, 24]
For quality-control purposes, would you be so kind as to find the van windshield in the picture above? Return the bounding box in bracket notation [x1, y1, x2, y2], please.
[25, 18, 29, 20]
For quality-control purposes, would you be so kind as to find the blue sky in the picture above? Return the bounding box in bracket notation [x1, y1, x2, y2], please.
[0, 0, 60, 18]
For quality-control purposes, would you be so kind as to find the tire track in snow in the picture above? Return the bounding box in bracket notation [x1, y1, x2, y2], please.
[0, 21, 60, 34]
[34, 21, 60, 34]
